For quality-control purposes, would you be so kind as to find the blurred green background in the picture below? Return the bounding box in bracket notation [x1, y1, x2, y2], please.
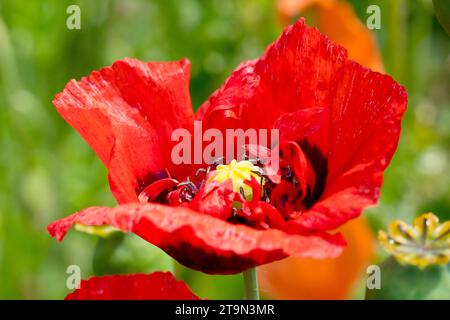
[0, 0, 448, 299]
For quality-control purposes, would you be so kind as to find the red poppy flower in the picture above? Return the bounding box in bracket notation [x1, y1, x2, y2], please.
[65, 272, 200, 300]
[48, 19, 407, 274]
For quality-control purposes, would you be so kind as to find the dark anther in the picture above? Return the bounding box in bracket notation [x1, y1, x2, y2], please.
[177, 178, 199, 203]
[196, 167, 211, 178]
[231, 207, 238, 218]
[247, 157, 264, 165]
[212, 156, 224, 167]
[239, 186, 246, 198]
[251, 168, 264, 177]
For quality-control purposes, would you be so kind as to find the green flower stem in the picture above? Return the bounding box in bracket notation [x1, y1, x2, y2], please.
[243, 268, 260, 300]
[387, 0, 407, 83]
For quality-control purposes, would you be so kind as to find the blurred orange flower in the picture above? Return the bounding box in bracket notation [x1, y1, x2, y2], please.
[276, 0, 384, 72]
[259, 217, 375, 299]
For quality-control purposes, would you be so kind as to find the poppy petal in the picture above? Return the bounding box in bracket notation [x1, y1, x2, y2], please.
[48, 203, 345, 274]
[196, 60, 259, 128]
[198, 19, 407, 231]
[65, 272, 200, 300]
[187, 180, 236, 220]
[138, 178, 178, 203]
[296, 61, 407, 230]
[54, 58, 194, 204]
[273, 107, 328, 142]
[198, 19, 347, 132]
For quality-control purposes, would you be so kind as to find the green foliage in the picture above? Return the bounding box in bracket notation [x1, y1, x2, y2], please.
[433, 0, 450, 35]
[92, 233, 173, 276]
[366, 257, 450, 300]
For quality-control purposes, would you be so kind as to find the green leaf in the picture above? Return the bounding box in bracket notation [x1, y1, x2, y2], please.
[366, 257, 450, 300]
[433, 0, 450, 35]
[92, 233, 173, 276]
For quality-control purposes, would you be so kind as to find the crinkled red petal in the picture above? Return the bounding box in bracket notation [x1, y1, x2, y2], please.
[53, 58, 194, 204]
[48, 203, 345, 274]
[138, 178, 178, 203]
[298, 60, 407, 230]
[198, 19, 407, 231]
[187, 180, 236, 220]
[65, 272, 200, 300]
[279, 141, 316, 199]
[273, 107, 329, 142]
[244, 144, 281, 183]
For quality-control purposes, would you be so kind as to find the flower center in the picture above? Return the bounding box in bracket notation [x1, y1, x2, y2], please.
[208, 159, 262, 201]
